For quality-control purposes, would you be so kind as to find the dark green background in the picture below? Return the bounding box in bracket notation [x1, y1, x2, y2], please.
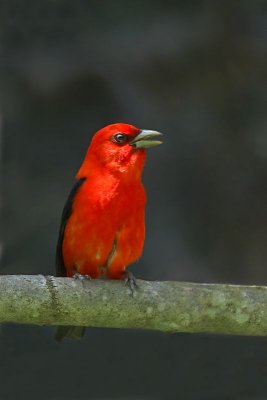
[1, 1, 267, 399]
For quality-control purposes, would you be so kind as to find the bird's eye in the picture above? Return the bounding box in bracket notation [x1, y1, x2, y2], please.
[113, 133, 128, 144]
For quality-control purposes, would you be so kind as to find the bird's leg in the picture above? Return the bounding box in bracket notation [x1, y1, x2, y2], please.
[124, 271, 138, 296]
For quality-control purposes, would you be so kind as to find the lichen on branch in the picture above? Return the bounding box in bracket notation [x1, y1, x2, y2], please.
[0, 275, 267, 336]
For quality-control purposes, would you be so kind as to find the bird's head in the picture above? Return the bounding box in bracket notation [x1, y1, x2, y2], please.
[77, 123, 162, 178]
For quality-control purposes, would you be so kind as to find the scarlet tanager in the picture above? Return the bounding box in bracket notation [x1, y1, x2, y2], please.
[55, 123, 162, 341]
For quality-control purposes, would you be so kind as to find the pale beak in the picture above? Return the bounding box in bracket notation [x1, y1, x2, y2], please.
[130, 129, 163, 149]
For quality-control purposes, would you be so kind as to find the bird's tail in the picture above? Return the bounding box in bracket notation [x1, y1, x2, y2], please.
[54, 326, 86, 342]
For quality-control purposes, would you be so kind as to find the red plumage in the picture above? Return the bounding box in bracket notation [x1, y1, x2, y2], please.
[55, 123, 162, 340]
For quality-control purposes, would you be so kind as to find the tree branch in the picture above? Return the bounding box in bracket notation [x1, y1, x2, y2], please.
[1, 275, 267, 336]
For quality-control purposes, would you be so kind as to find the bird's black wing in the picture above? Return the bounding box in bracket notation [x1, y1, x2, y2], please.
[56, 177, 86, 277]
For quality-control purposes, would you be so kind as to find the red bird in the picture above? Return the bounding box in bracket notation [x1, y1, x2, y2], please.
[55, 123, 162, 341]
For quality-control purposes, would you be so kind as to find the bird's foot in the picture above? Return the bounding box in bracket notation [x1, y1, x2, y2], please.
[124, 271, 138, 296]
[73, 272, 91, 281]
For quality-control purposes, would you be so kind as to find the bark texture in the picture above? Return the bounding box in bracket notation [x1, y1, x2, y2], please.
[0, 275, 267, 336]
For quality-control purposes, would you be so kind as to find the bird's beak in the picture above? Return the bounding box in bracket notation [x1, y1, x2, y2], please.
[130, 130, 163, 149]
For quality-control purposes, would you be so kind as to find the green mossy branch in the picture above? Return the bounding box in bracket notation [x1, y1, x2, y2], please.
[1, 275, 267, 336]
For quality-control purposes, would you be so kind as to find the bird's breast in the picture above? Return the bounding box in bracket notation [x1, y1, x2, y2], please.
[62, 176, 146, 278]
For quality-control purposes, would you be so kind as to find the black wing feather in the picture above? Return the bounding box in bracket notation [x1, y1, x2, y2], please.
[56, 177, 86, 277]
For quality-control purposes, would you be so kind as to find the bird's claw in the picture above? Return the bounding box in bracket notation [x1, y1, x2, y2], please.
[124, 271, 138, 296]
[73, 273, 91, 281]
